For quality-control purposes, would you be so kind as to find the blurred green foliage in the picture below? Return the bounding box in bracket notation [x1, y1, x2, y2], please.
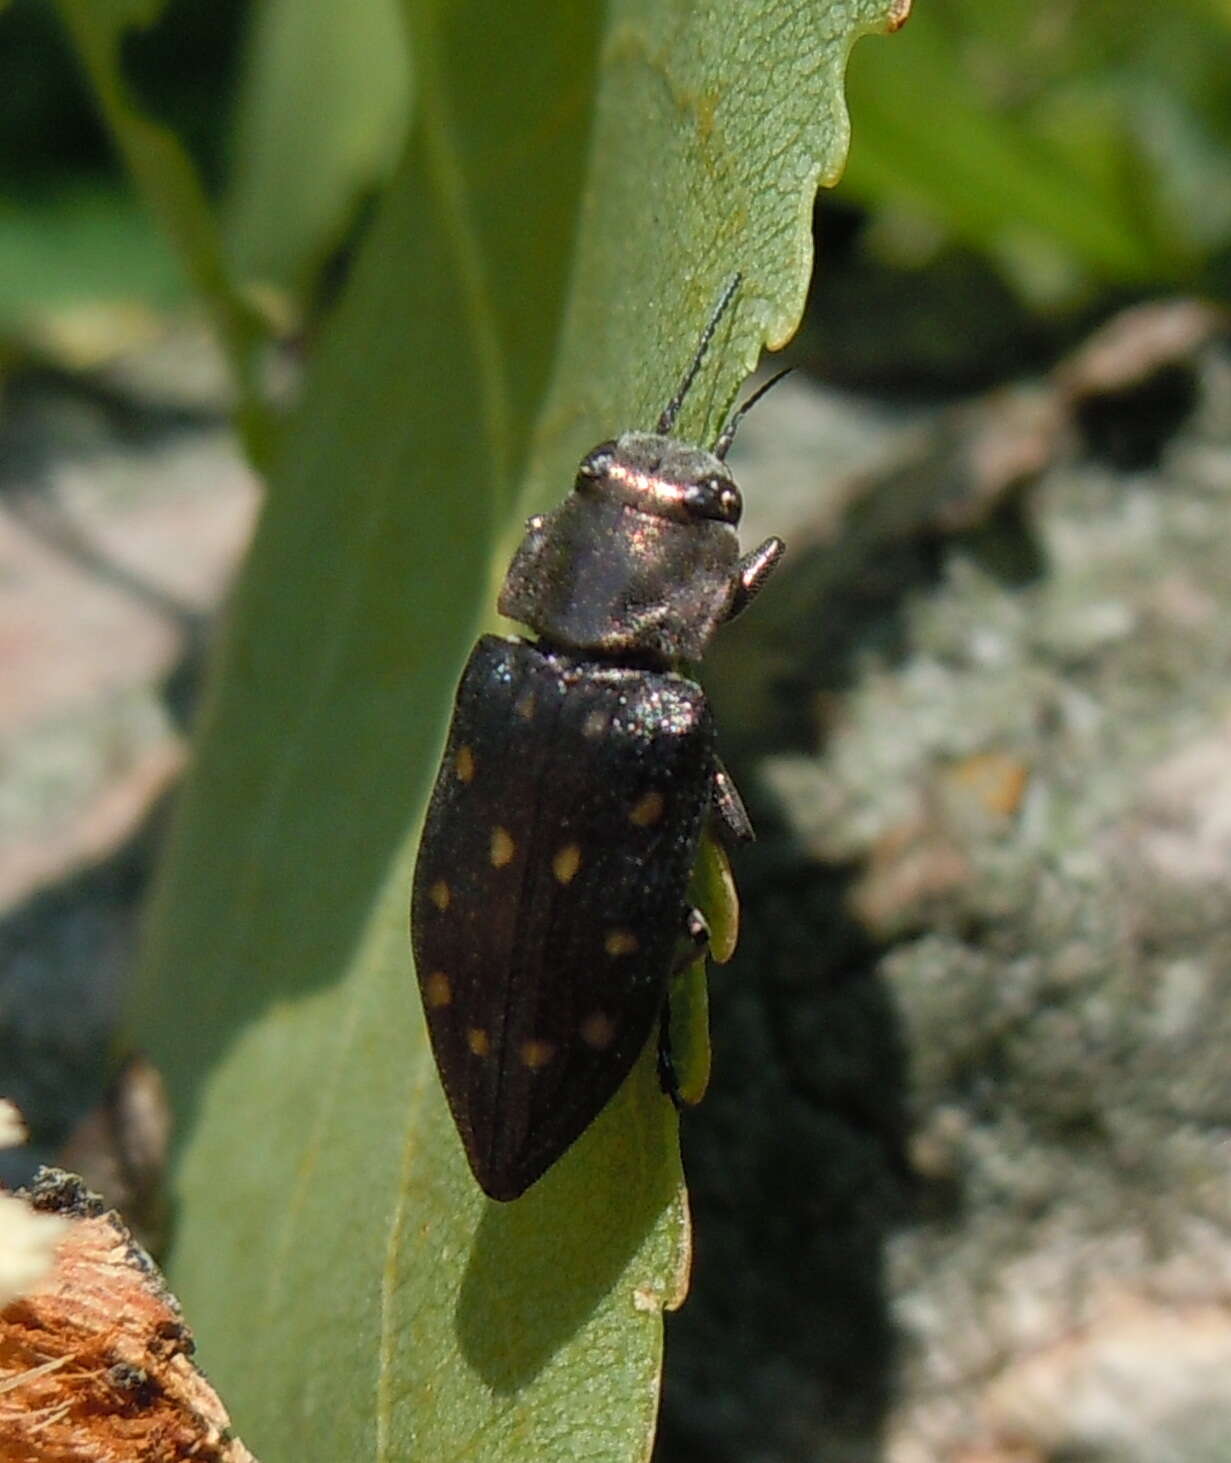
[0, 182, 182, 313]
[224, 0, 410, 299]
[0, 0, 249, 324]
[842, 0, 1231, 300]
[2, 0, 1227, 345]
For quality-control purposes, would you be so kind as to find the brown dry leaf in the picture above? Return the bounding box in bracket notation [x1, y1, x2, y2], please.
[0, 1170, 256, 1463]
[1055, 298, 1230, 402]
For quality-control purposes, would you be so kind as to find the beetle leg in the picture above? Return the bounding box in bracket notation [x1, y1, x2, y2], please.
[657, 1003, 684, 1108]
[713, 760, 755, 844]
[658, 907, 711, 1106]
[681, 905, 710, 961]
[727, 536, 785, 620]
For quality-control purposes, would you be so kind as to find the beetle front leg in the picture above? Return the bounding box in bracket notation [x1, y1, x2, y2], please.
[727, 535, 785, 620]
[713, 760, 755, 844]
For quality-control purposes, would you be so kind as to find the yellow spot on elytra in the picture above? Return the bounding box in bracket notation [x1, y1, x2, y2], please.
[582, 709, 608, 739]
[629, 790, 664, 827]
[429, 879, 451, 912]
[455, 745, 475, 783]
[490, 826, 515, 867]
[520, 1038, 555, 1070]
[424, 971, 452, 1008]
[604, 928, 639, 957]
[552, 843, 582, 884]
[580, 1011, 616, 1049]
[514, 689, 536, 720]
[467, 1027, 490, 1056]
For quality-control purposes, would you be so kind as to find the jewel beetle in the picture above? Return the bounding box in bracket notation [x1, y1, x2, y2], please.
[411, 277, 786, 1200]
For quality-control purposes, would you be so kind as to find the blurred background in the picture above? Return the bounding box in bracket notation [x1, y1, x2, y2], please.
[2, 1, 1230, 1459]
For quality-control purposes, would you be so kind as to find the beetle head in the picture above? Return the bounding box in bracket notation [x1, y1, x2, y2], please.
[497, 277, 788, 665]
[575, 432, 742, 527]
[497, 435, 742, 665]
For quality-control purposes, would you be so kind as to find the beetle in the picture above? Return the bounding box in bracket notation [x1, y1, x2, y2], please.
[411, 277, 786, 1200]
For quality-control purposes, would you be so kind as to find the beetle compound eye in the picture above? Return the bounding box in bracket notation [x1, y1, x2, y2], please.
[719, 485, 742, 522]
[684, 476, 741, 523]
[574, 440, 618, 488]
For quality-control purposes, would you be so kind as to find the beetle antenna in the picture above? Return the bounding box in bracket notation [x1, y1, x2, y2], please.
[656, 273, 742, 434]
[713, 367, 793, 460]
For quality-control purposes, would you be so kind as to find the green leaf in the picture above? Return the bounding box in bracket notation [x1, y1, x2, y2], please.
[840, 0, 1231, 290]
[53, 0, 275, 459]
[131, 1, 904, 1458]
[841, 4, 1162, 282]
[692, 836, 740, 969]
[225, 0, 413, 302]
[0, 181, 183, 325]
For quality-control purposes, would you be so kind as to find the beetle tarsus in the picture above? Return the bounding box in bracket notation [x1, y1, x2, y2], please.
[682, 905, 710, 958]
[659, 910, 711, 1105]
[656, 981, 694, 1110]
[657, 1013, 685, 1109]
